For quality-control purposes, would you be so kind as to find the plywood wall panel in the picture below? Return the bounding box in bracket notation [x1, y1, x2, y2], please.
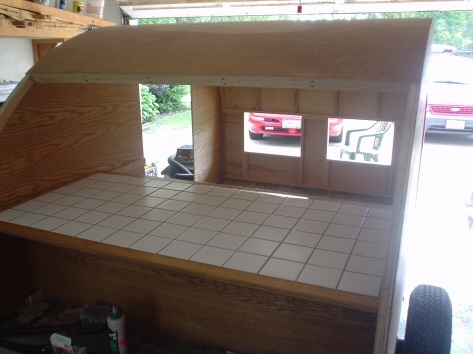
[380, 92, 409, 121]
[338, 91, 381, 118]
[247, 154, 301, 185]
[328, 161, 392, 196]
[224, 115, 243, 178]
[192, 86, 222, 183]
[0, 82, 143, 211]
[221, 87, 258, 110]
[298, 89, 338, 115]
[260, 88, 297, 113]
[302, 119, 329, 187]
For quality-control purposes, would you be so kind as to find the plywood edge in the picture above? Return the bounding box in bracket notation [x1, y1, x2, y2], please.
[0, 221, 379, 315]
[0, 75, 35, 133]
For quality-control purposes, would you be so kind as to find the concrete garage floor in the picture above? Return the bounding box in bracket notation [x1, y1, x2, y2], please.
[398, 132, 473, 354]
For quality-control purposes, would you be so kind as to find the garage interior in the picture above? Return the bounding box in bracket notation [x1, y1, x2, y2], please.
[0, 2, 465, 354]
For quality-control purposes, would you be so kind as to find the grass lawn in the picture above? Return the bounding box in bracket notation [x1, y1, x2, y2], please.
[148, 110, 192, 132]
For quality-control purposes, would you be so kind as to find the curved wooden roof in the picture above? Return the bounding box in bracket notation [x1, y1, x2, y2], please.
[29, 18, 433, 85]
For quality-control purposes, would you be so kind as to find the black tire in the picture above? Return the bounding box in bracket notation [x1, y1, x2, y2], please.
[249, 131, 263, 140]
[329, 127, 343, 143]
[403, 284, 452, 354]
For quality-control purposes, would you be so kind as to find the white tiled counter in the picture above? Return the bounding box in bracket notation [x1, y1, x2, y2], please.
[0, 173, 391, 298]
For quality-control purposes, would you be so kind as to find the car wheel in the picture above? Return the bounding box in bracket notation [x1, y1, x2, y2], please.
[329, 127, 343, 143]
[402, 284, 452, 354]
[249, 131, 263, 140]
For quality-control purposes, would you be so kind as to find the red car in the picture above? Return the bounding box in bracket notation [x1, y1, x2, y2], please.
[248, 112, 344, 142]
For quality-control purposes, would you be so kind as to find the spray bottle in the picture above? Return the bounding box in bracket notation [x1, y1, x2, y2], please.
[107, 306, 127, 354]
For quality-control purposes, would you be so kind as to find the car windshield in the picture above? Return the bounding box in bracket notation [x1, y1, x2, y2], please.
[428, 54, 473, 85]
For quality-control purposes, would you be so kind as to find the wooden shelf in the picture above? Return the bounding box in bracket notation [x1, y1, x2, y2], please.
[0, 0, 114, 39]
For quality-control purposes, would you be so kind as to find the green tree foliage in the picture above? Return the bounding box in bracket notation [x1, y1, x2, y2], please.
[140, 84, 159, 123]
[147, 84, 190, 114]
[365, 11, 473, 50]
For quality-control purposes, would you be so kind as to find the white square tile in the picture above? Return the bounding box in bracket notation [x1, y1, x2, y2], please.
[272, 243, 313, 263]
[338, 272, 382, 297]
[251, 225, 289, 242]
[363, 217, 392, 232]
[159, 240, 202, 259]
[144, 179, 171, 188]
[76, 211, 112, 224]
[141, 209, 177, 222]
[256, 193, 286, 204]
[195, 195, 226, 206]
[302, 209, 335, 223]
[94, 201, 128, 214]
[77, 225, 117, 242]
[233, 190, 261, 201]
[73, 187, 104, 198]
[150, 189, 180, 199]
[88, 181, 116, 190]
[346, 255, 385, 277]
[0, 209, 26, 222]
[220, 198, 253, 210]
[317, 236, 355, 254]
[129, 235, 172, 253]
[246, 201, 279, 214]
[207, 233, 247, 250]
[52, 195, 85, 207]
[54, 207, 88, 220]
[338, 203, 369, 216]
[297, 265, 343, 288]
[31, 216, 69, 231]
[122, 176, 150, 185]
[293, 219, 329, 234]
[208, 187, 237, 198]
[158, 200, 191, 212]
[54, 184, 84, 195]
[10, 213, 47, 226]
[98, 215, 136, 229]
[221, 220, 259, 236]
[54, 221, 92, 236]
[149, 223, 188, 239]
[194, 216, 228, 231]
[307, 249, 349, 269]
[223, 252, 268, 274]
[70, 179, 99, 188]
[164, 182, 192, 191]
[93, 190, 123, 201]
[127, 185, 158, 196]
[283, 230, 322, 248]
[358, 228, 390, 244]
[112, 193, 145, 204]
[102, 230, 144, 248]
[367, 207, 393, 220]
[238, 238, 279, 256]
[166, 212, 203, 227]
[116, 205, 153, 218]
[34, 192, 64, 203]
[33, 203, 68, 216]
[234, 210, 269, 225]
[324, 223, 360, 239]
[182, 203, 215, 216]
[184, 184, 214, 194]
[309, 199, 340, 212]
[173, 191, 203, 203]
[259, 258, 304, 281]
[282, 196, 313, 208]
[190, 246, 234, 266]
[74, 198, 107, 210]
[14, 200, 48, 211]
[352, 241, 388, 259]
[274, 205, 306, 218]
[108, 183, 137, 193]
[331, 213, 365, 227]
[133, 196, 166, 208]
[207, 207, 241, 220]
[123, 219, 161, 234]
[178, 228, 217, 244]
[263, 215, 298, 229]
